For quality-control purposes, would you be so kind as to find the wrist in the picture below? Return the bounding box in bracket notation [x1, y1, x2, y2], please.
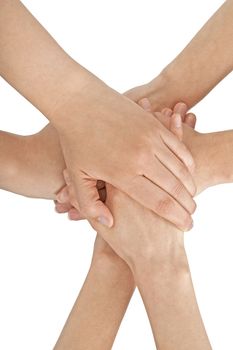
[147, 69, 177, 111]
[129, 230, 187, 280]
[200, 131, 233, 188]
[91, 251, 135, 289]
[133, 250, 190, 293]
[185, 130, 232, 194]
[47, 66, 109, 130]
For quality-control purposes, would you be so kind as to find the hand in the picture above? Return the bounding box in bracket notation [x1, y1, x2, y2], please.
[53, 83, 196, 231]
[55, 102, 196, 219]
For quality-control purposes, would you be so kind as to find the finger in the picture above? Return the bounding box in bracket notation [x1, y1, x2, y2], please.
[170, 113, 183, 141]
[72, 172, 113, 228]
[126, 175, 193, 231]
[68, 208, 85, 221]
[173, 102, 188, 121]
[138, 97, 152, 112]
[161, 130, 195, 175]
[154, 142, 196, 197]
[144, 157, 196, 214]
[161, 108, 173, 117]
[154, 111, 170, 129]
[185, 113, 197, 129]
[56, 186, 69, 204]
[55, 201, 73, 213]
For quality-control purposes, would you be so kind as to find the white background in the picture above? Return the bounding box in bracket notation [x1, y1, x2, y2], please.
[0, 0, 232, 349]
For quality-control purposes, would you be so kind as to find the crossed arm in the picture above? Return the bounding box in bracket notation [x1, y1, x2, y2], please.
[54, 118, 233, 350]
[1, 0, 233, 348]
[2, 118, 233, 349]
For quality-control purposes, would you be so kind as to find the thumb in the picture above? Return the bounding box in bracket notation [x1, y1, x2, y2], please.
[74, 172, 114, 228]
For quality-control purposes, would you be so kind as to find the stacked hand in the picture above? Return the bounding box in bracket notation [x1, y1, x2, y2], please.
[55, 101, 197, 224]
[53, 86, 196, 231]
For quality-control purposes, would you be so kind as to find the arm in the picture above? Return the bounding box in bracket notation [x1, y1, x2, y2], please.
[0, 0, 196, 230]
[91, 185, 211, 349]
[54, 236, 135, 350]
[126, 0, 233, 111]
[59, 123, 233, 349]
[0, 125, 65, 199]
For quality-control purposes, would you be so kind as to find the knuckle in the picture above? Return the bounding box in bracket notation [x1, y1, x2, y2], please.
[156, 196, 174, 216]
[171, 181, 185, 199]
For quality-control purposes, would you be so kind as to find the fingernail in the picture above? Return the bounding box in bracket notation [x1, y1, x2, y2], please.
[97, 216, 112, 228]
[174, 113, 182, 128]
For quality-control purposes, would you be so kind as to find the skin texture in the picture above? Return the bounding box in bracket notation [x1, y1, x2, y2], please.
[52, 110, 233, 350]
[0, 126, 65, 199]
[0, 0, 195, 230]
[53, 237, 135, 350]
[2, 109, 233, 349]
[0, 2, 232, 349]
[125, 0, 233, 111]
[54, 109, 210, 350]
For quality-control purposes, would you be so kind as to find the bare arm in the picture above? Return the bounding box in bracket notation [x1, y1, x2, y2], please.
[126, 0, 233, 111]
[56, 122, 233, 349]
[0, 0, 197, 230]
[0, 126, 65, 199]
[1, 116, 233, 348]
[54, 236, 134, 350]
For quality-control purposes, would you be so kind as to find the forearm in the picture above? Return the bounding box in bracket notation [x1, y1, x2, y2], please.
[54, 250, 135, 350]
[130, 0, 233, 111]
[0, 130, 27, 193]
[0, 126, 65, 199]
[89, 187, 210, 349]
[133, 251, 211, 349]
[0, 0, 102, 121]
[184, 129, 233, 194]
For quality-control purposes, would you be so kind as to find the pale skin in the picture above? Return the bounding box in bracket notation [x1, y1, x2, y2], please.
[2, 109, 233, 349]
[53, 7, 232, 345]
[0, 0, 196, 230]
[126, 0, 233, 111]
[54, 109, 233, 350]
[0, 1, 232, 349]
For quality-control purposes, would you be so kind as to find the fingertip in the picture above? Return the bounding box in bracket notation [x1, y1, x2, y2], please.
[68, 208, 84, 221]
[172, 113, 182, 128]
[173, 102, 188, 120]
[138, 98, 152, 112]
[162, 108, 173, 117]
[185, 113, 197, 129]
[56, 187, 69, 203]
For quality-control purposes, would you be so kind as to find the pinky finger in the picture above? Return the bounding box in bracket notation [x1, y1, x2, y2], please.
[185, 113, 196, 129]
[55, 201, 73, 213]
[68, 208, 85, 221]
